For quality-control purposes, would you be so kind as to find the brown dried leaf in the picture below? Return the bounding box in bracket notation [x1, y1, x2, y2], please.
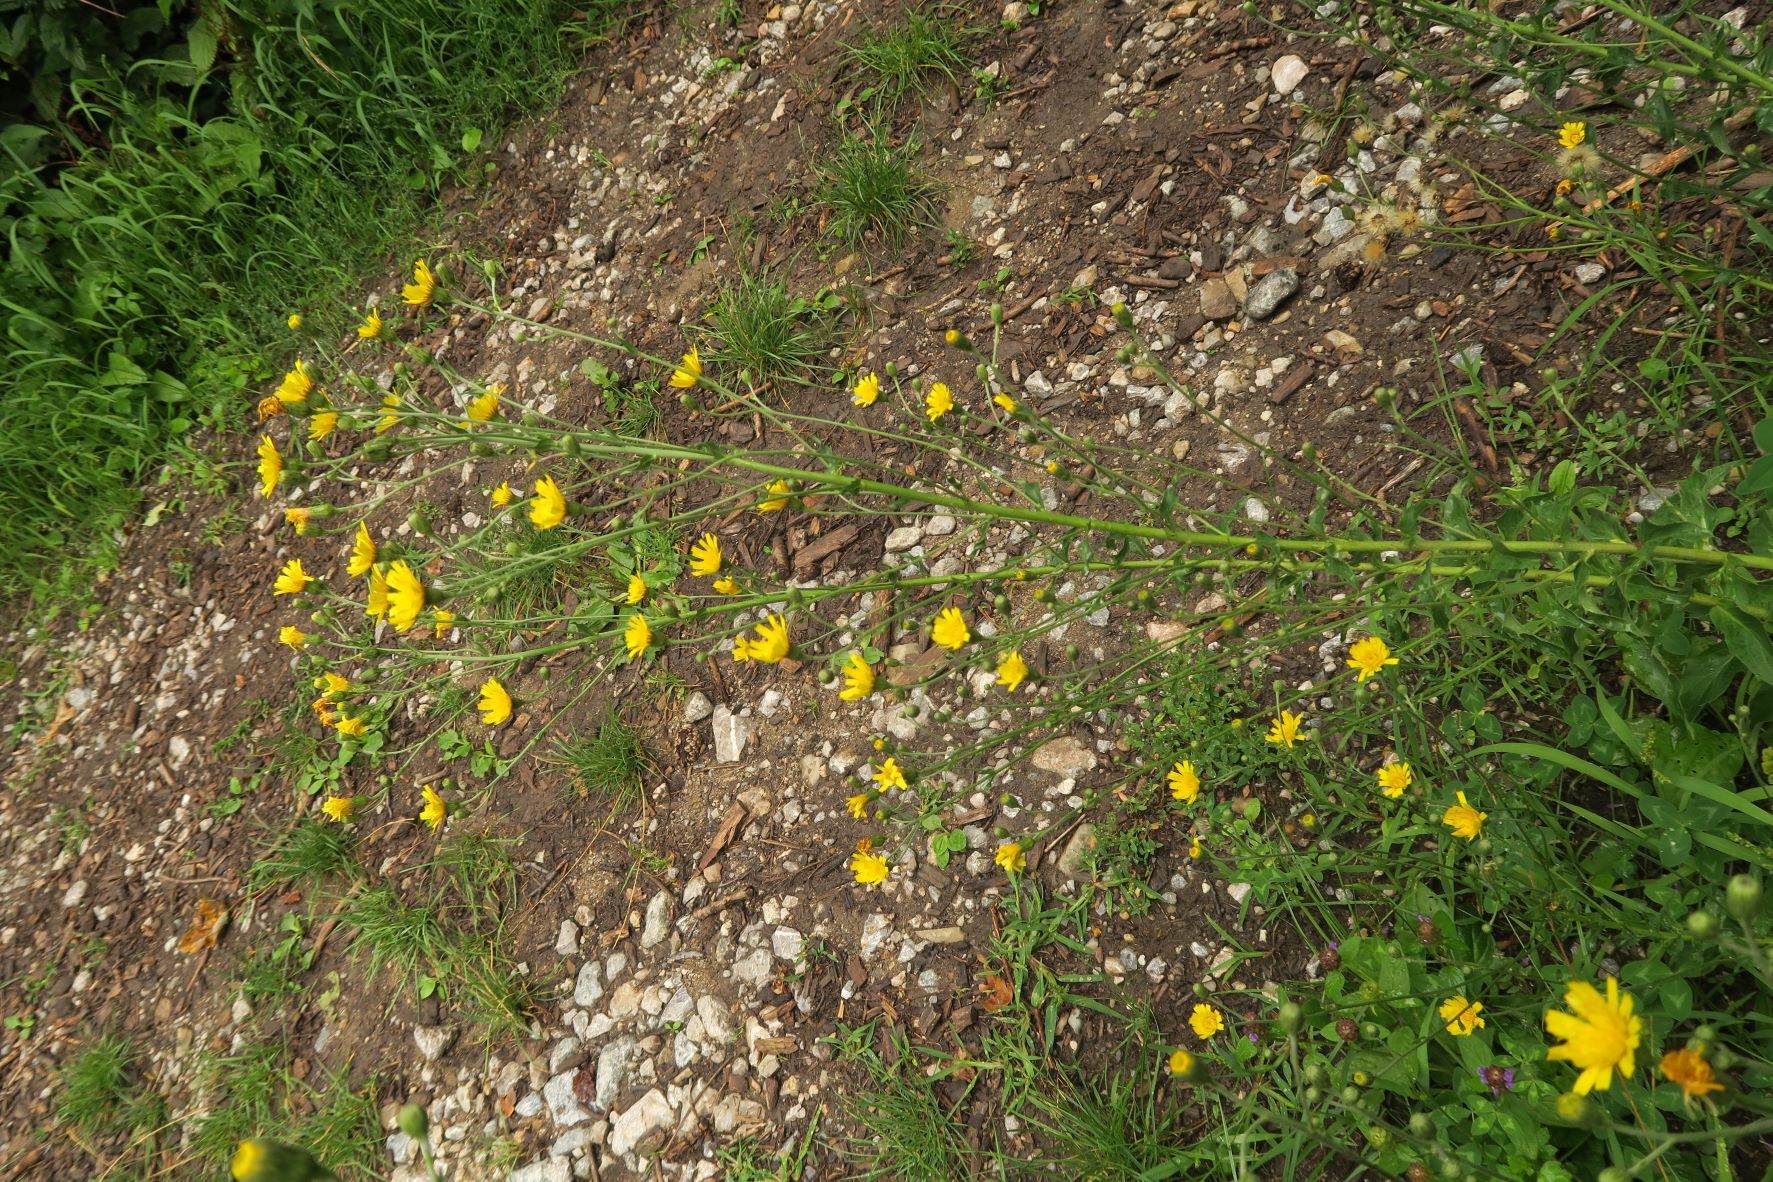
[177, 897, 229, 954]
[978, 973, 1014, 1013]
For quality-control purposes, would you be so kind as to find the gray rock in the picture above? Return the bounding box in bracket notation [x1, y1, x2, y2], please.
[509, 1161, 572, 1182]
[548, 1037, 586, 1075]
[771, 926, 805, 960]
[1032, 735, 1098, 777]
[594, 1035, 636, 1110]
[1198, 277, 1237, 321]
[711, 705, 753, 764]
[1058, 823, 1099, 880]
[1242, 268, 1300, 322]
[683, 691, 714, 724]
[543, 1070, 590, 1126]
[731, 947, 773, 989]
[609, 1089, 673, 1157]
[710, 1093, 767, 1136]
[696, 995, 733, 1043]
[859, 913, 895, 961]
[573, 961, 604, 1009]
[640, 891, 672, 949]
[412, 1025, 456, 1062]
[915, 926, 968, 944]
[923, 514, 957, 536]
[549, 1126, 599, 1159]
[555, 919, 580, 956]
[884, 525, 922, 552]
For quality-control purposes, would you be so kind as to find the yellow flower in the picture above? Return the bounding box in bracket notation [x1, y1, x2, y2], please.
[1376, 761, 1412, 799]
[839, 651, 875, 701]
[931, 606, 970, 651]
[625, 573, 647, 606]
[257, 396, 286, 422]
[993, 392, 1017, 414]
[314, 672, 350, 698]
[874, 757, 908, 791]
[734, 613, 791, 663]
[432, 609, 455, 638]
[1346, 636, 1398, 681]
[375, 393, 400, 434]
[1659, 1049, 1723, 1101]
[478, 677, 513, 726]
[309, 410, 338, 441]
[419, 784, 447, 829]
[1546, 977, 1642, 1094]
[925, 381, 954, 421]
[713, 576, 742, 595]
[995, 650, 1028, 692]
[256, 435, 283, 497]
[320, 795, 354, 823]
[279, 626, 306, 649]
[689, 533, 722, 576]
[852, 371, 880, 407]
[1168, 759, 1200, 804]
[1265, 710, 1304, 747]
[357, 309, 383, 340]
[1189, 1004, 1225, 1039]
[756, 479, 792, 513]
[466, 387, 500, 423]
[347, 521, 377, 577]
[1555, 177, 1574, 198]
[274, 558, 311, 596]
[284, 506, 311, 532]
[1439, 996, 1486, 1036]
[846, 793, 871, 820]
[275, 360, 313, 405]
[623, 612, 652, 660]
[1442, 791, 1487, 841]
[669, 346, 702, 389]
[403, 259, 436, 307]
[1188, 835, 1203, 858]
[1557, 120, 1586, 150]
[491, 481, 513, 507]
[366, 563, 389, 622]
[994, 842, 1026, 874]
[334, 713, 367, 737]
[1167, 1049, 1196, 1078]
[850, 850, 890, 888]
[530, 475, 566, 530]
[385, 560, 426, 633]
[287, 313, 303, 330]
[311, 697, 336, 728]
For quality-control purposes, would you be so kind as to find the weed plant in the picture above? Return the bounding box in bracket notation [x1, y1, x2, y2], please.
[813, 131, 942, 252]
[843, 9, 972, 118]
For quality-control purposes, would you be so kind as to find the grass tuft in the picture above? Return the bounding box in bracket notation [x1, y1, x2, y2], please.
[844, 9, 972, 115]
[702, 270, 838, 391]
[813, 132, 942, 251]
[553, 712, 653, 814]
[248, 819, 359, 892]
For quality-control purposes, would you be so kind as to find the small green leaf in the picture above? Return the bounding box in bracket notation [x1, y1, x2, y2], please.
[461, 126, 484, 152]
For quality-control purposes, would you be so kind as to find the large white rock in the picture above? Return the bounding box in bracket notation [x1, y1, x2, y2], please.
[1270, 54, 1310, 95]
[609, 1088, 673, 1157]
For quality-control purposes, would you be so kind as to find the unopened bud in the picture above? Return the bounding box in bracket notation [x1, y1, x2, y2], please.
[397, 1103, 429, 1140]
[1555, 1092, 1602, 1127]
[1727, 874, 1763, 922]
[1686, 909, 1719, 938]
[1278, 1002, 1303, 1034]
[990, 302, 1005, 326]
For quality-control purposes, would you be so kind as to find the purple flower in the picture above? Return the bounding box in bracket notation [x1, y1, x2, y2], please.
[1479, 1066, 1515, 1098]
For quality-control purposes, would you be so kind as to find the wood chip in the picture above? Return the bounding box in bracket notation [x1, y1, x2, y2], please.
[697, 802, 748, 872]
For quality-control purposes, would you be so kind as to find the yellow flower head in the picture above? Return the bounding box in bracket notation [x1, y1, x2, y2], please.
[530, 475, 566, 530]
[1376, 761, 1413, 799]
[625, 572, 647, 606]
[1442, 791, 1487, 841]
[334, 713, 367, 737]
[669, 346, 702, 389]
[713, 576, 742, 595]
[925, 381, 954, 422]
[419, 784, 447, 829]
[284, 506, 311, 532]
[309, 410, 339, 442]
[1545, 977, 1642, 1094]
[1188, 835, 1203, 858]
[375, 393, 400, 434]
[466, 388, 500, 424]
[1189, 1003, 1225, 1039]
[689, 533, 722, 576]
[1265, 710, 1304, 747]
[256, 435, 283, 498]
[993, 392, 1017, 415]
[279, 626, 306, 649]
[1346, 636, 1398, 681]
[994, 842, 1026, 874]
[274, 558, 311, 596]
[357, 309, 383, 340]
[1167, 1049, 1196, 1078]
[311, 697, 336, 727]
[287, 313, 303, 330]
[257, 396, 285, 422]
[852, 371, 881, 407]
[385, 560, 426, 633]
[230, 1140, 266, 1181]
[931, 606, 970, 651]
[1555, 178, 1574, 198]
[850, 849, 890, 888]
[733, 613, 791, 664]
[403, 259, 436, 307]
[478, 677, 513, 726]
[756, 479, 792, 513]
[1168, 759, 1201, 804]
[1659, 1048, 1723, 1101]
[432, 609, 455, 638]
[1439, 996, 1486, 1036]
[366, 562, 389, 622]
[320, 795, 354, 823]
[874, 757, 908, 792]
[623, 612, 652, 660]
[839, 651, 875, 701]
[491, 481, 513, 507]
[275, 360, 313, 405]
[995, 650, 1028, 693]
[846, 792, 871, 820]
[1557, 120, 1586, 150]
[347, 521, 377, 577]
[314, 672, 350, 699]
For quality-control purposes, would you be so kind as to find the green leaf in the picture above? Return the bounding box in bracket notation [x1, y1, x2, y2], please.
[188, 21, 217, 71]
[1548, 459, 1576, 495]
[461, 126, 484, 152]
[1710, 602, 1773, 687]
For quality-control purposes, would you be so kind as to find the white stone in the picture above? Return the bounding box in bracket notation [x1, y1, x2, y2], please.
[640, 891, 672, 949]
[412, 1025, 456, 1062]
[573, 961, 604, 1008]
[1270, 54, 1310, 95]
[771, 926, 805, 960]
[711, 706, 753, 764]
[609, 1089, 673, 1157]
[543, 1071, 590, 1126]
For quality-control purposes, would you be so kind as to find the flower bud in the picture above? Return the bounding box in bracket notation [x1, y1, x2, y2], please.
[1278, 1001, 1303, 1034]
[1111, 301, 1134, 329]
[1408, 1113, 1434, 1137]
[397, 1103, 430, 1140]
[1726, 874, 1762, 921]
[1596, 1169, 1629, 1182]
[1555, 1092, 1602, 1127]
[1686, 909, 1719, 938]
[990, 302, 1006, 326]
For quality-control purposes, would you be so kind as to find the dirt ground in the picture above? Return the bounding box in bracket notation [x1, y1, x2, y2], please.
[0, 0, 1688, 1178]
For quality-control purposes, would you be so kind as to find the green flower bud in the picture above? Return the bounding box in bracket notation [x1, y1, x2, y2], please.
[1302, 1063, 1326, 1086]
[230, 1139, 334, 1182]
[397, 1103, 429, 1140]
[990, 302, 1006, 326]
[1555, 1092, 1602, 1127]
[1596, 1169, 1629, 1182]
[1408, 1113, 1434, 1137]
[1341, 1085, 1362, 1105]
[1727, 874, 1762, 921]
[1111, 301, 1134, 329]
[885, 361, 898, 379]
[1686, 909, 1719, 938]
[1278, 1002, 1303, 1034]
[1303, 1085, 1322, 1104]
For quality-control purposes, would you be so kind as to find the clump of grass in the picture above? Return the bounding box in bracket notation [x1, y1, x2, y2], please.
[845, 9, 972, 114]
[839, 1026, 971, 1180]
[702, 270, 837, 391]
[813, 132, 942, 251]
[56, 1034, 165, 1144]
[247, 819, 359, 892]
[472, 517, 592, 618]
[341, 884, 453, 989]
[554, 712, 652, 814]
